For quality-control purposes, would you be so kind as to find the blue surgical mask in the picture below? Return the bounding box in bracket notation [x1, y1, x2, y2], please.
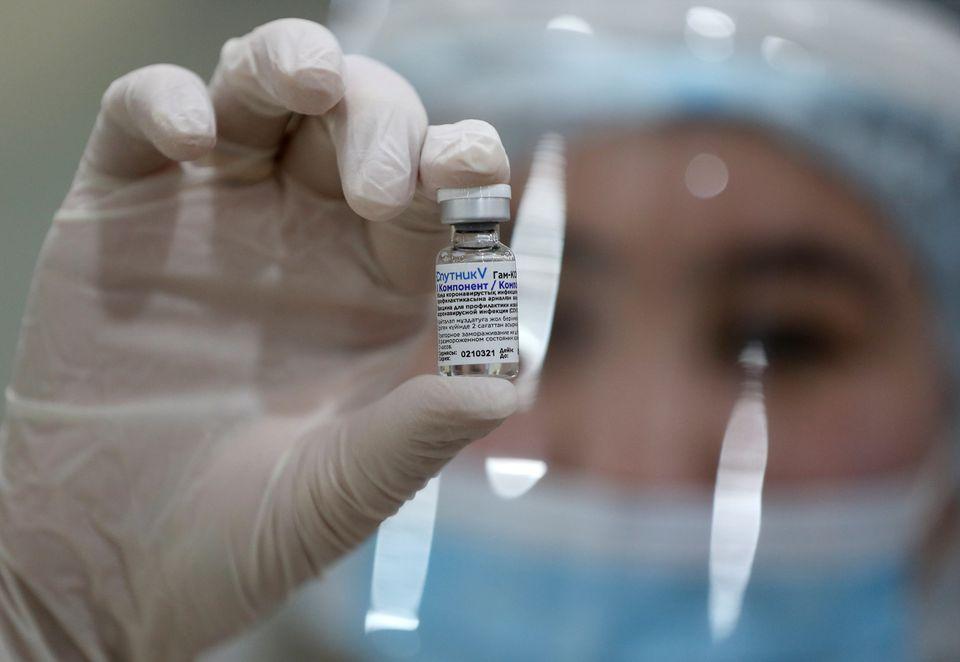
[280, 447, 954, 662]
[409, 522, 908, 662]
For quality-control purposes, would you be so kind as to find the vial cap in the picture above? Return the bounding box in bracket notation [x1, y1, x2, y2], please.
[437, 184, 512, 225]
[436, 184, 512, 202]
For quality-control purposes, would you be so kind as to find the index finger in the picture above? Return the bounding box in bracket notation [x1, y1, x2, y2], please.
[209, 19, 345, 154]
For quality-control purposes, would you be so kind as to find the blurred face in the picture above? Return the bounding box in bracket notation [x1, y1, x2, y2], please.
[476, 122, 948, 488]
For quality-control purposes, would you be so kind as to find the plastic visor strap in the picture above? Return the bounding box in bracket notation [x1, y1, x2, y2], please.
[485, 133, 566, 500]
[709, 343, 769, 641]
[511, 132, 567, 411]
[364, 475, 440, 634]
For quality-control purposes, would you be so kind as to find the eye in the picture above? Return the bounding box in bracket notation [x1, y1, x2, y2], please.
[716, 319, 844, 370]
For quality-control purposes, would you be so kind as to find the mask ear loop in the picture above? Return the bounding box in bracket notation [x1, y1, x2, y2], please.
[485, 132, 566, 500]
[709, 342, 769, 641]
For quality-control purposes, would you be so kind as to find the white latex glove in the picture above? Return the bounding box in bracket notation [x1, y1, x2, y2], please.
[0, 18, 515, 661]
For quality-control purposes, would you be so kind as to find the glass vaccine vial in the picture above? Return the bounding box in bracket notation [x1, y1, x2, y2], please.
[436, 184, 519, 378]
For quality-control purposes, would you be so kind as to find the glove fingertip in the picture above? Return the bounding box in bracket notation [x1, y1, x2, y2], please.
[152, 123, 217, 161]
[420, 120, 511, 199]
[276, 66, 345, 115]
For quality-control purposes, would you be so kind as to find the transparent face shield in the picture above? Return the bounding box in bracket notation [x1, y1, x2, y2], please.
[212, 2, 960, 660]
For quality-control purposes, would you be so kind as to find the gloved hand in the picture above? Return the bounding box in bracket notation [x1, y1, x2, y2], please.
[0, 18, 516, 661]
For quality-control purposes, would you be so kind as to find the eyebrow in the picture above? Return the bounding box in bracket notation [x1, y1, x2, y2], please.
[708, 237, 889, 304]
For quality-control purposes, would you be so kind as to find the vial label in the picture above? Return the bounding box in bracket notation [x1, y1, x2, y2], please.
[436, 261, 519, 366]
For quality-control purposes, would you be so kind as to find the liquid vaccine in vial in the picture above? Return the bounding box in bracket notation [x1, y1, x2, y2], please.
[436, 184, 519, 378]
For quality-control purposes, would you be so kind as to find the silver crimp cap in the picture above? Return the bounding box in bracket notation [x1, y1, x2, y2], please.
[437, 184, 511, 225]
